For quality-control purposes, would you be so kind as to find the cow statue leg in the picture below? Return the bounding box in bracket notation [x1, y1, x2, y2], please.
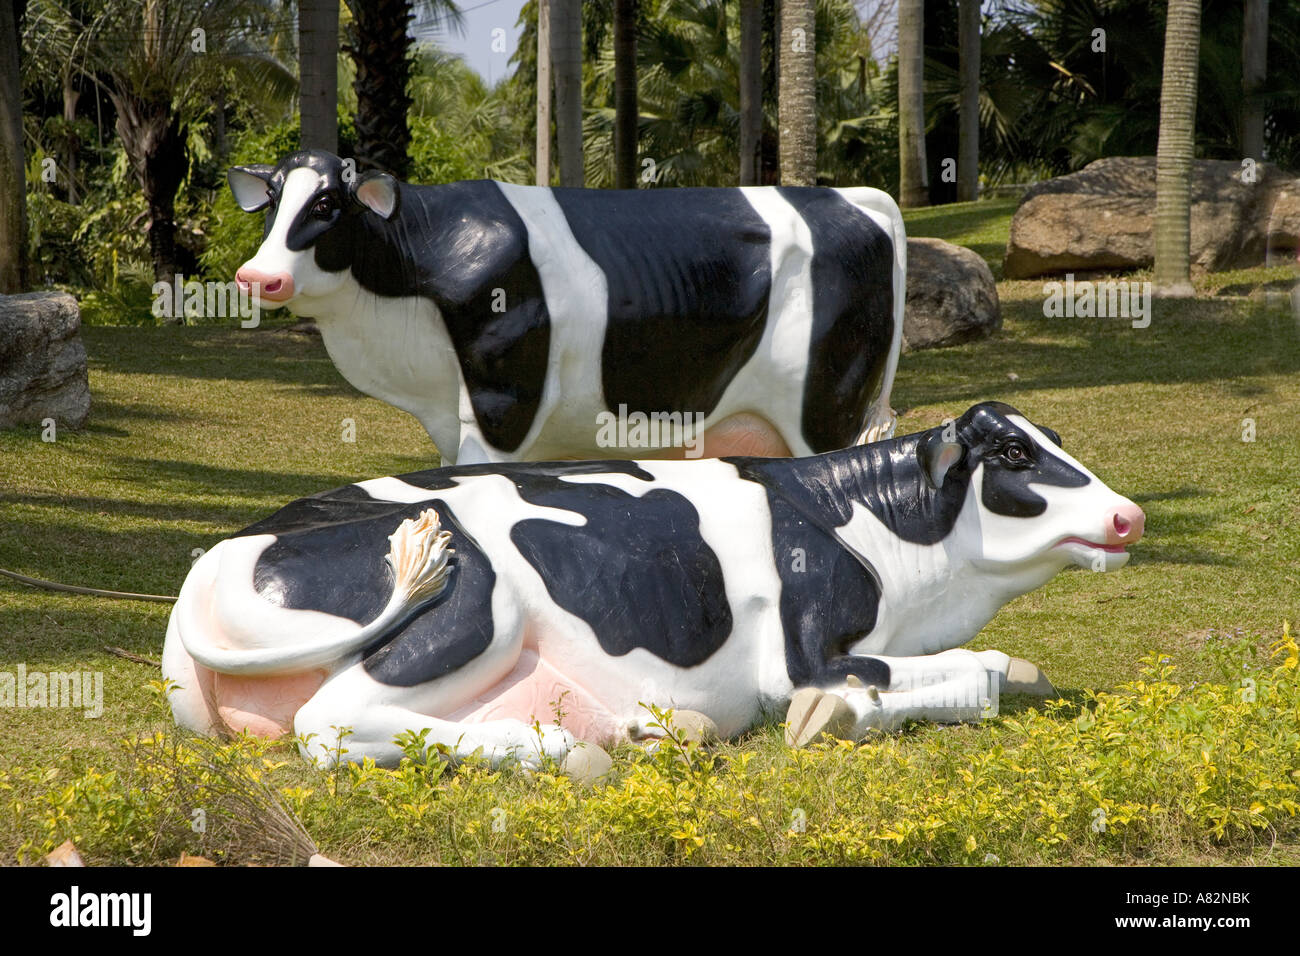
[293, 663, 577, 769]
[786, 649, 1055, 746]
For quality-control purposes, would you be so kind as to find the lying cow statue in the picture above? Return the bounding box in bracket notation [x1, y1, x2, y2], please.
[163, 402, 1144, 770]
[227, 150, 906, 464]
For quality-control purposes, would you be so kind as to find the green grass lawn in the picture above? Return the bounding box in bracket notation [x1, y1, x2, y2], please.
[2, 200, 1298, 865]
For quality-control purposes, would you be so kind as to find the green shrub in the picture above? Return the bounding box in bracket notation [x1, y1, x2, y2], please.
[9, 628, 1298, 866]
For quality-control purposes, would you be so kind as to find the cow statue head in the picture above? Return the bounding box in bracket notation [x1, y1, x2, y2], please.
[915, 402, 1145, 588]
[228, 150, 399, 308]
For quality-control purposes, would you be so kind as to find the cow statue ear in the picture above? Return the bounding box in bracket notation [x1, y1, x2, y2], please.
[353, 171, 399, 220]
[918, 430, 966, 490]
[228, 165, 275, 212]
[1037, 425, 1063, 448]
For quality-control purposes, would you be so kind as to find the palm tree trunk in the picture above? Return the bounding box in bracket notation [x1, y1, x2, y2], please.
[536, 0, 552, 186]
[299, 0, 339, 153]
[777, 0, 816, 186]
[1154, 0, 1202, 296]
[897, 0, 927, 208]
[345, 0, 414, 177]
[0, 0, 28, 291]
[739, 0, 763, 186]
[956, 0, 979, 203]
[113, 94, 187, 286]
[1241, 0, 1268, 161]
[551, 0, 583, 187]
[613, 0, 638, 189]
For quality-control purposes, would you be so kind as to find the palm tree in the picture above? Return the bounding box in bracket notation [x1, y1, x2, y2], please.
[1154, 0, 1202, 296]
[299, 0, 339, 153]
[551, 0, 583, 186]
[1241, 0, 1268, 160]
[778, 0, 816, 185]
[613, 0, 639, 188]
[896, 0, 926, 206]
[32, 0, 294, 285]
[738, 0, 763, 185]
[0, 0, 26, 291]
[956, 0, 979, 202]
[344, 0, 462, 177]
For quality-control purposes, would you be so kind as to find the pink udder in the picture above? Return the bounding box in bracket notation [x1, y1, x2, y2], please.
[448, 651, 625, 745]
[212, 670, 327, 738]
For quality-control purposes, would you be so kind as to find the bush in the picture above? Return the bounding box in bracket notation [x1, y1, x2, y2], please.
[9, 628, 1298, 866]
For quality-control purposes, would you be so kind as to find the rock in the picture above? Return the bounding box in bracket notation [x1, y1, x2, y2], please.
[561, 741, 614, 786]
[0, 291, 91, 429]
[785, 687, 856, 748]
[904, 237, 1001, 350]
[1003, 156, 1300, 278]
[46, 839, 85, 867]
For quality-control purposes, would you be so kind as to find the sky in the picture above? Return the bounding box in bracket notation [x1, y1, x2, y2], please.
[429, 1, 897, 84]
[429, 0, 529, 85]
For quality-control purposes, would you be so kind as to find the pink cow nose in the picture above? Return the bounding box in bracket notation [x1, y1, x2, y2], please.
[1105, 502, 1145, 545]
[236, 267, 295, 302]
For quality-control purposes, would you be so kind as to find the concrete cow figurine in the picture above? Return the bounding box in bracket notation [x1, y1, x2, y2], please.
[163, 402, 1144, 769]
[227, 150, 906, 464]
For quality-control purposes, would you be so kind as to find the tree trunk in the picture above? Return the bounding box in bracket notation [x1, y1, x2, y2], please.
[0, 0, 26, 291]
[345, 0, 414, 177]
[897, 0, 927, 208]
[956, 0, 979, 203]
[777, 0, 816, 186]
[613, 0, 638, 189]
[114, 94, 187, 286]
[551, 0, 582, 187]
[1241, 0, 1268, 161]
[536, 0, 551, 186]
[739, 0, 762, 186]
[300, 0, 340, 153]
[1154, 0, 1202, 296]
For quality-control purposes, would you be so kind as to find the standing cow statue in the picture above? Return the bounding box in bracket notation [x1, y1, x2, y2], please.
[227, 150, 906, 464]
[163, 402, 1144, 769]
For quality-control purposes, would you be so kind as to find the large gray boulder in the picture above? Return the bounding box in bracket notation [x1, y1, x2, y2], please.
[904, 237, 1001, 351]
[1004, 156, 1300, 278]
[0, 291, 91, 429]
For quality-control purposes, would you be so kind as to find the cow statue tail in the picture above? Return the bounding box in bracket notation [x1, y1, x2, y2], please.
[859, 193, 906, 445]
[179, 509, 454, 676]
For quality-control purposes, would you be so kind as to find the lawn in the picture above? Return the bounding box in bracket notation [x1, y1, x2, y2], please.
[2, 200, 1298, 865]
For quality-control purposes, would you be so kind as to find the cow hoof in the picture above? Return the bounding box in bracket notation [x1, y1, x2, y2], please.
[785, 688, 855, 748]
[561, 742, 614, 787]
[1005, 658, 1056, 697]
[665, 710, 719, 745]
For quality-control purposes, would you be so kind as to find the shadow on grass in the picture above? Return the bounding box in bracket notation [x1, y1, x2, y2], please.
[896, 306, 1300, 410]
[83, 325, 361, 394]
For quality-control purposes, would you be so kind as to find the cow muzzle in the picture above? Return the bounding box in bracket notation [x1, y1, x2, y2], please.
[236, 266, 295, 303]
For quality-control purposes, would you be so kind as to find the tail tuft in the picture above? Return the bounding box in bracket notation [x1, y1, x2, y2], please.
[386, 509, 456, 606]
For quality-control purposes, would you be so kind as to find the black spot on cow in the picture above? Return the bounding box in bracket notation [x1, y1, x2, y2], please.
[763, 493, 889, 689]
[237, 491, 496, 687]
[506, 476, 734, 668]
[393, 457, 657, 492]
[360, 499, 498, 687]
[552, 187, 772, 420]
[775, 188, 895, 452]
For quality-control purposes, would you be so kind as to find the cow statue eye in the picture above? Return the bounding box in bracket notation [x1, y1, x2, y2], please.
[1001, 441, 1030, 465]
[311, 196, 336, 219]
